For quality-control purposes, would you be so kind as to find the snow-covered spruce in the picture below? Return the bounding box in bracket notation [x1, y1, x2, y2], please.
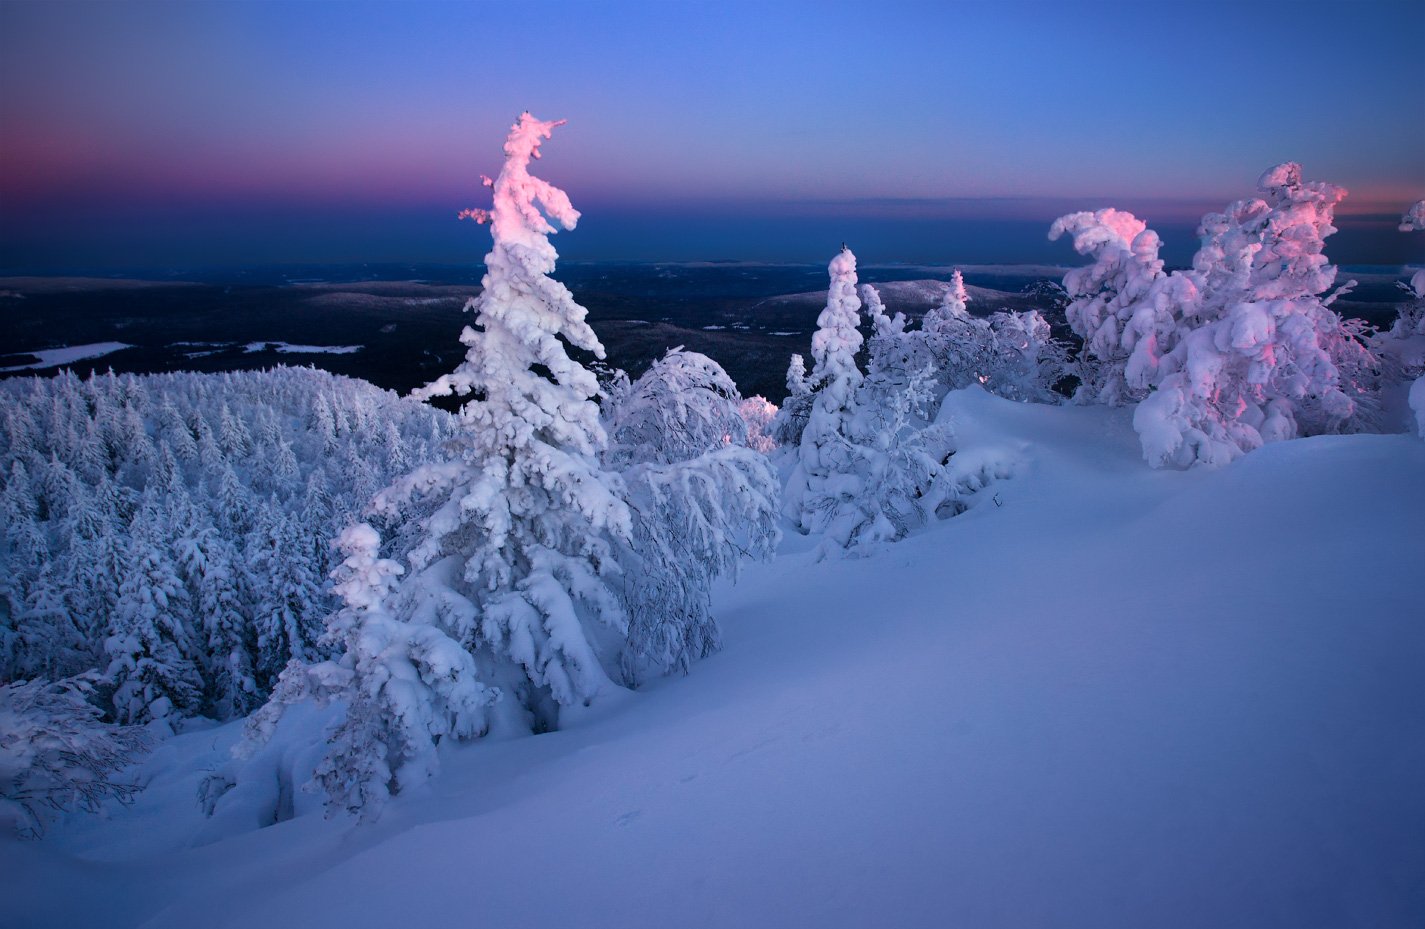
[782, 247, 894, 549]
[780, 251, 1005, 555]
[771, 353, 814, 448]
[278, 116, 776, 814]
[0, 675, 148, 837]
[1053, 163, 1382, 468]
[0, 368, 453, 725]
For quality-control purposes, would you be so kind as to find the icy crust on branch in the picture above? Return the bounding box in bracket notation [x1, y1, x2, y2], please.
[1054, 163, 1381, 468]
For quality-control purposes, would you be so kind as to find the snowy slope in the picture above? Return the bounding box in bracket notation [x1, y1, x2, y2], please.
[5, 388, 1424, 929]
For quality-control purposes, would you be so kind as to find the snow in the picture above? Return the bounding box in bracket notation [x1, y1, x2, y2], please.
[242, 342, 362, 355]
[7, 387, 1422, 929]
[0, 342, 131, 372]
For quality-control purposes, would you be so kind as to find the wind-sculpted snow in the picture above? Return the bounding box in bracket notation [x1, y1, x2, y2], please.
[0, 367, 454, 727]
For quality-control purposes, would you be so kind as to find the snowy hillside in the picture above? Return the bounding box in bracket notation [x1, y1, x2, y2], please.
[5, 387, 1422, 929]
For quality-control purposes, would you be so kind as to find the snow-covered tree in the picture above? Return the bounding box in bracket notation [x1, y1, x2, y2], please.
[1394, 199, 1425, 437]
[601, 350, 779, 685]
[0, 675, 148, 837]
[983, 309, 1070, 403]
[771, 353, 814, 448]
[1048, 209, 1187, 406]
[311, 524, 496, 819]
[737, 395, 779, 454]
[1133, 163, 1377, 467]
[374, 113, 632, 716]
[1053, 164, 1381, 468]
[783, 246, 898, 549]
[603, 349, 748, 468]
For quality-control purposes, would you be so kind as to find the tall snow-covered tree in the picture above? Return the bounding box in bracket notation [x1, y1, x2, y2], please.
[783, 246, 895, 550]
[374, 113, 632, 715]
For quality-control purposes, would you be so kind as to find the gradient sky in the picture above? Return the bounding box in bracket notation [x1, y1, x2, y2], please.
[2, 0, 1422, 271]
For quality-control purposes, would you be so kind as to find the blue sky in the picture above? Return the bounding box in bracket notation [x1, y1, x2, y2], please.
[2, 0, 1422, 269]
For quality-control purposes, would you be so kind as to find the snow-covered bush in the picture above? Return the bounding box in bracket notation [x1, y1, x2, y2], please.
[0, 367, 453, 723]
[0, 675, 148, 837]
[603, 348, 749, 468]
[861, 272, 1067, 414]
[737, 396, 779, 454]
[1048, 209, 1189, 407]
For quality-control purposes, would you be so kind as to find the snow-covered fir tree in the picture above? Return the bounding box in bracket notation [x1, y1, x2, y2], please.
[783, 246, 895, 549]
[771, 353, 814, 447]
[309, 524, 496, 819]
[372, 113, 632, 724]
[241, 117, 781, 817]
[1132, 163, 1378, 467]
[1053, 164, 1383, 468]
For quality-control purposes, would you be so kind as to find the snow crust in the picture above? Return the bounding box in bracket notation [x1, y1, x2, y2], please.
[8, 388, 1422, 929]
